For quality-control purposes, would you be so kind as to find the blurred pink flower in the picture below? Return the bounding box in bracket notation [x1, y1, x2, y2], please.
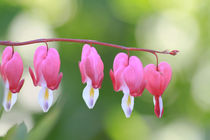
[144, 62, 172, 118]
[79, 44, 104, 109]
[110, 53, 145, 118]
[29, 46, 63, 112]
[0, 46, 24, 112]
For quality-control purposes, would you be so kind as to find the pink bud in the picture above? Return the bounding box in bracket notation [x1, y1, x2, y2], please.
[79, 44, 104, 89]
[0, 46, 24, 93]
[169, 50, 179, 56]
[144, 62, 172, 118]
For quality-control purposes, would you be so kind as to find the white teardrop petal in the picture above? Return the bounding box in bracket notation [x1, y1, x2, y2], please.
[121, 94, 134, 118]
[3, 87, 17, 112]
[38, 87, 53, 112]
[82, 83, 99, 109]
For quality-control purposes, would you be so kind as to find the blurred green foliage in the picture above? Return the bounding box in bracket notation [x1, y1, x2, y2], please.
[3, 123, 27, 140]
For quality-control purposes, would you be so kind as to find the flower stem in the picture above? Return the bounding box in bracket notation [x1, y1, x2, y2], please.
[153, 53, 159, 71]
[0, 38, 179, 56]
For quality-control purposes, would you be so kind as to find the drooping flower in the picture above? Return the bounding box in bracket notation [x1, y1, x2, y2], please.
[29, 46, 63, 112]
[110, 53, 145, 118]
[144, 62, 172, 118]
[79, 44, 104, 109]
[0, 46, 24, 112]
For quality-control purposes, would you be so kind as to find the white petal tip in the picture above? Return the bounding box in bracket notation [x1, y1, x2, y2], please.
[125, 108, 132, 118]
[121, 94, 134, 118]
[84, 97, 96, 109]
[4, 103, 11, 112]
[87, 99, 94, 109]
[87, 105, 94, 109]
[42, 102, 50, 112]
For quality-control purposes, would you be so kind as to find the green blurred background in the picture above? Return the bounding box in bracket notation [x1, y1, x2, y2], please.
[0, 0, 210, 140]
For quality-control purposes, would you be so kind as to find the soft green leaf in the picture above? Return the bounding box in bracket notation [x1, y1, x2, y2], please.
[15, 123, 27, 140]
[3, 123, 27, 140]
[27, 108, 60, 140]
[3, 125, 17, 140]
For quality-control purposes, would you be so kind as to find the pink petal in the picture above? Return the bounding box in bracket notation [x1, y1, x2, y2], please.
[29, 67, 37, 86]
[83, 47, 104, 88]
[113, 53, 128, 72]
[81, 44, 91, 60]
[1, 47, 13, 81]
[79, 44, 104, 88]
[144, 62, 172, 96]
[159, 62, 172, 92]
[50, 72, 63, 90]
[4, 52, 24, 93]
[11, 79, 24, 93]
[79, 61, 87, 83]
[41, 48, 62, 90]
[110, 53, 129, 92]
[113, 66, 127, 91]
[84, 55, 95, 82]
[110, 69, 116, 90]
[33, 46, 48, 85]
[123, 56, 145, 97]
[92, 48, 104, 88]
[2, 47, 13, 62]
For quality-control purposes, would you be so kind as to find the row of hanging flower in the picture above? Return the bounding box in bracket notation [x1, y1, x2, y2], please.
[0, 44, 172, 118]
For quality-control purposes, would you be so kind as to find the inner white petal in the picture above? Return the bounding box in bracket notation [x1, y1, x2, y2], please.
[38, 86, 53, 112]
[82, 83, 99, 109]
[121, 94, 134, 118]
[153, 96, 164, 118]
[153, 96, 156, 105]
[121, 83, 130, 95]
[3, 85, 17, 112]
[159, 96, 163, 118]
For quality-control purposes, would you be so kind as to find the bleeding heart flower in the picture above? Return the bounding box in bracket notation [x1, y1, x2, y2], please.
[110, 53, 145, 118]
[144, 62, 172, 118]
[29, 46, 63, 112]
[79, 44, 104, 109]
[0, 46, 24, 112]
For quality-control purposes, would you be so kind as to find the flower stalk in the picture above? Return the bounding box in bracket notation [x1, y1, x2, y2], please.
[0, 38, 179, 56]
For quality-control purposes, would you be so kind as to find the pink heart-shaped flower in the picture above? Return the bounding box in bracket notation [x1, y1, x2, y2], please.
[144, 62, 172, 96]
[144, 62, 172, 118]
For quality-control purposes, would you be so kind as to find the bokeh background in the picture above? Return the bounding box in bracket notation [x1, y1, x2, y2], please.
[0, 0, 209, 140]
